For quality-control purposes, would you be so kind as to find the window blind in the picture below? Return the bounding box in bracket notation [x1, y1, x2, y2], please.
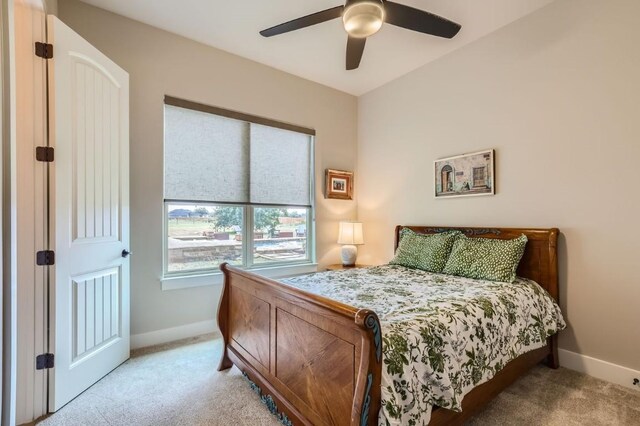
[249, 124, 311, 206]
[164, 105, 249, 202]
[164, 104, 312, 207]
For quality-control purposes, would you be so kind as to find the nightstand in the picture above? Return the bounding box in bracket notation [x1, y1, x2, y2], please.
[325, 264, 370, 271]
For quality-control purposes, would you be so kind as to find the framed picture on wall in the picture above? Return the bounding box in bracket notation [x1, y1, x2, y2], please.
[325, 169, 354, 200]
[434, 149, 495, 198]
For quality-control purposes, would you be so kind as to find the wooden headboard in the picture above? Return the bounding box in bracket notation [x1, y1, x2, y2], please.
[395, 226, 559, 301]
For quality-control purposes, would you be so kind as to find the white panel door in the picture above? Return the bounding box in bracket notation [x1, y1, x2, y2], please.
[48, 15, 130, 411]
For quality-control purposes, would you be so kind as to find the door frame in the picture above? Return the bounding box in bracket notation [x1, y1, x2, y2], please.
[4, 0, 51, 424]
[0, 0, 7, 422]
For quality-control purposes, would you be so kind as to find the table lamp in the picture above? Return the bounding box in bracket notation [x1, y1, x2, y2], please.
[338, 222, 364, 266]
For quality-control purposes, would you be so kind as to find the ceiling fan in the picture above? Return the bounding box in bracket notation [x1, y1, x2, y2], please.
[260, 0, 462, 70]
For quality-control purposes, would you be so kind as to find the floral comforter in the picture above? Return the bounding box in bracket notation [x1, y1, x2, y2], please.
[281, 265, 565, 426]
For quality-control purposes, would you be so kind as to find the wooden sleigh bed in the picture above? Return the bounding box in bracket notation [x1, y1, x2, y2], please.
[217, 226, 560, 426]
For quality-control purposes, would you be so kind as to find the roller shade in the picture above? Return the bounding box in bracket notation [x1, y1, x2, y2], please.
[164, 103, 312, 207]
[249, 124, 311, 206]
[164, 105, 249, 202]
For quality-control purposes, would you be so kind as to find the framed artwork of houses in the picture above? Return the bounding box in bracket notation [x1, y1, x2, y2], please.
[434, 149, 495, 198]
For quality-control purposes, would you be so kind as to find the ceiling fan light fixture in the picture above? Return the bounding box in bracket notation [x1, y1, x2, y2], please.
[342, 0, 385, 38]
[259, 0, 461, 71]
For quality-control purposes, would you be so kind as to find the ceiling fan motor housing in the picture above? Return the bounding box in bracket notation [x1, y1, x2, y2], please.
[344, 0, 384, 7]
[343, 0, 385, 38]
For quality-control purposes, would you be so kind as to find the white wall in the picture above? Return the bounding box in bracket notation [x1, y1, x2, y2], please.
[358, 0, 640, 373]
[58, 0, 358, 340]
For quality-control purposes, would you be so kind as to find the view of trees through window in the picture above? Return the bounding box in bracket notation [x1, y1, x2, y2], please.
[253, 208, 307, 264]
[166, 204, 308, 273]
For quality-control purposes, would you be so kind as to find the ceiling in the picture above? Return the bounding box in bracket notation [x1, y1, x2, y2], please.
[78, 0, 555, 95]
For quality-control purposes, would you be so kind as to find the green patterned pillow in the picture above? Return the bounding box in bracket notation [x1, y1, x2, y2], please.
[442, 234, 528, 283]
[389, 229, 461, 273]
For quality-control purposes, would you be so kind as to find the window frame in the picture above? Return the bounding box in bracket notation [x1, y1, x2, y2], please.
[161, 97, 317, 285]
[472, 166, 486, 188]
[162, 201, 315, 279]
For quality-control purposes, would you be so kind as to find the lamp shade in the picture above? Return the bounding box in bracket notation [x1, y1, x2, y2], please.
[338, 222, 364, 245]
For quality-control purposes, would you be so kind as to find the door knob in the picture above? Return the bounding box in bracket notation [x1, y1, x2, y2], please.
[122, 249, 132, 258]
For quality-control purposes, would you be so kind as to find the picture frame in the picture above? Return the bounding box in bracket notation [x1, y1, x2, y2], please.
[325, 169, 354, 200]
[434, 149, 495, 198]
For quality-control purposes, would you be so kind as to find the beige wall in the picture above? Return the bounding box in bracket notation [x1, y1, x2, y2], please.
[58, 0, 639, 371]
[357, 0, 640, 371]
[58, 0, 358, 336]
[45, 0, 56, 15]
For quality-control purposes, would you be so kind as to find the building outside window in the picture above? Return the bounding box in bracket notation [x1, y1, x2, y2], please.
[163, 98, 315, 277]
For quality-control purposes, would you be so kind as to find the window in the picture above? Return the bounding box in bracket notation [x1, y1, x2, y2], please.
[473, 167, 486, 188]
[163, 97, 315, 277]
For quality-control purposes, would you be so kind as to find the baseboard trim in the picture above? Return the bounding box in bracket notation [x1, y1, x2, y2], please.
[131, 319, 219, 349]
[559, 349, 640, 390]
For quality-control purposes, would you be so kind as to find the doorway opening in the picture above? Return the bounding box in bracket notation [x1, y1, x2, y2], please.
[441, 165, 453, 193]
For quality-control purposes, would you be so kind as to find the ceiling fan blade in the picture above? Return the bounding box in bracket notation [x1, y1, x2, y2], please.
[260, 6, 344, 37]
[383, 1, 461, 38]
[346, 36, 366, 70]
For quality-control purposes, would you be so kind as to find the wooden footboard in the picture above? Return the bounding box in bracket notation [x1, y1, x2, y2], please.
[217, 263, 382, 426]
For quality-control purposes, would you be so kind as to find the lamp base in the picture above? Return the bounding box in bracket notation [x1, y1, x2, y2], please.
[341, 245, 358, 266]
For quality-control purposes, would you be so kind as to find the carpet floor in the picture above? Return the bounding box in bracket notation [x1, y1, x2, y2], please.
[36, 335, 640, 426]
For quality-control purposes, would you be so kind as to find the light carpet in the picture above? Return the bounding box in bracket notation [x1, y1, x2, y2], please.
[35, 335, 640, 426]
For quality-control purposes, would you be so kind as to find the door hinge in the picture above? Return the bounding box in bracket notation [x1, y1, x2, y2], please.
[36, 353, 55, 370]
[36, 146, 54, 162]
[35, 42, 53, 59]
[36, 250, 55, 266]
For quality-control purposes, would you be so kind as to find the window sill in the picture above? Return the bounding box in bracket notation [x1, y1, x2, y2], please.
[160, 263, 318, 291]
